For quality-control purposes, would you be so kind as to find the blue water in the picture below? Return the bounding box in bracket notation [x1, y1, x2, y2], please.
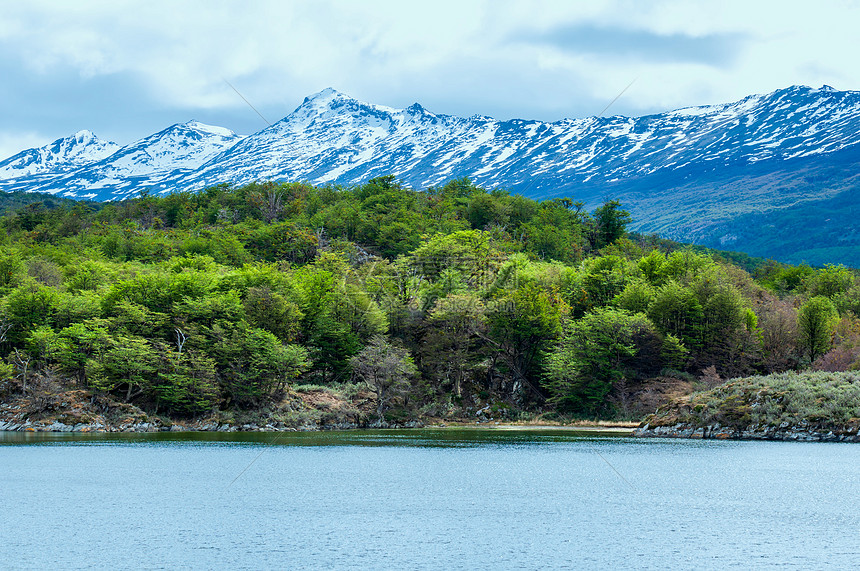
[2, 429, 859, 569]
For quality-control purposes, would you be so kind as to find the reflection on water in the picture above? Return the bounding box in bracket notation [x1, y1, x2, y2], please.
[0, 427, 629, 448]
[2, 429, 859, 569]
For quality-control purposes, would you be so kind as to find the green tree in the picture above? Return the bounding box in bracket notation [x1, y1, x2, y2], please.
[0, 247, 26, 291]
[5, 282, 60, 345]
[55, 321, 112, 386]
[545, 307, 658, 415]
[295, 265, 362, 382]
[155, 349, 220, 415]
[579, 255, 633, 311]
[210, 323, 309, 404]
[422, 293, 485, 396]
[591, 200, 632, 249]
[243, 286, 303, 342]
[803, 265, 855, 299]
[647, 281, 705, 353]
[613, 280, 655, 314]
[797, 296, 838, 362]
[97, 335, 159, 401]
[484, 282, 563, 400]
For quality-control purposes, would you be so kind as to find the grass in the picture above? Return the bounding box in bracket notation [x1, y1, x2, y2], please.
[646, 370, 860, 431]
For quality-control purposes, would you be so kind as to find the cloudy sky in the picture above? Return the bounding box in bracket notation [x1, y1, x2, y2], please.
[1, 0, 858, 158]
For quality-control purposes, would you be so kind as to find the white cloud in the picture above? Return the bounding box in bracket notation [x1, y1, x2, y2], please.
[0, 0, 858, 157]
[0, 131, 54, 163]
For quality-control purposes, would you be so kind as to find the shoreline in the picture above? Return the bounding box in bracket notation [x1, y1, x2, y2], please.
[0, 418, 638, 435]
[8, 418, 860, 441]
[634, 423, 860, 442]
[0, 390, 640, 435]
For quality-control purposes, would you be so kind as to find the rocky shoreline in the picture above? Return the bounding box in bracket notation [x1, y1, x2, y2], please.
[0, 387, 423, 434]
[632, 372, 860, 443]
[634, 422, 860, 442]
[0, 415, 425, 433]
[0, 401, 425, 433]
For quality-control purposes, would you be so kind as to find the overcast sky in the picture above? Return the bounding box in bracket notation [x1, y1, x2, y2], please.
[1, 0, 858, 158]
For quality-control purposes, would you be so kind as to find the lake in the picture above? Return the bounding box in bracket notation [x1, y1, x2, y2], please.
[2, 429, 859, 569]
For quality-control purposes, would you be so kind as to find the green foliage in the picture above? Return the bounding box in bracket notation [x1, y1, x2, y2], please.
[96, 335, 158, 398]
[661, 334, 690, 370]
[797, 296, 839, 362]
[486, 281, 564, 400]
[613, 280, 655, 314]
[155, 351, 220, 415]
[211, 323, 310, 404]
[1, 178, 850, 422]
[350, 335, 417, 416]
[63, 260, 113, 293]
[579, 255, 634, 311]
[421, 293, 485, 396]
[546, 308, 660, 414]
[243, 286, 303, 342]
[647, 281, 705, 350]
[244, 221, 318, 264]
[757, 262, 815, 294]
[39, 321, 111, 385]
[0, 248, 26, 291]
[648, 371, 860, 430]
[803, 264, 855, 299]
[4, 282, 60, 343]
[591, 200, 632, 249]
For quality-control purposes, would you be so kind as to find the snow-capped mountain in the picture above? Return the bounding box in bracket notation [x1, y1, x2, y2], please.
[2, 84, 860, 204]
[4, 85, 860, 264]
[0, 130, 120, 180]
[179, 85, 860, 198]
[0, 121, 243, 199]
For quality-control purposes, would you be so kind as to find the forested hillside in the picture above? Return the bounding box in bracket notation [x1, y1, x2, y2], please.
[2, 178, 859, 426]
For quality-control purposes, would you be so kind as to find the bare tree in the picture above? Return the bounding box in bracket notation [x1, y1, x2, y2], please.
[0, 316, 11, 345]
[175, 328, 188, 358]
[250, 185, 285, 223]
[351, 336, 417, 417]
[10, 349, 31, 394]
[758, 298, 800, 371]
[699, 365, 722, 389]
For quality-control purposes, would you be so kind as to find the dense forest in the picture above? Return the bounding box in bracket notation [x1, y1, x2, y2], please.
[2, 177, 859, 425]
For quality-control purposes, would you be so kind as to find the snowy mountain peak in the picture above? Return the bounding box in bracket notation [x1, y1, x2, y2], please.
[302, 87, 346, 103]
[181, 120, 239, 138]
[0, 131, 120, 180]
[0, 119, 244, 198]
[59, 120, 246, 187]
[182, 84, 860, 196]
[2, 84, 860, 205]
[72, 129, 97, 142]
[405, 102, 429, 116]
[294, 87, 398, 121]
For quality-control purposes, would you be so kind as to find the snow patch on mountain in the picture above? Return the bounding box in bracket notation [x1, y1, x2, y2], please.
[2, 85, 860, 202]
[0, 121, 244, 199]
[0, 131, 120, 180]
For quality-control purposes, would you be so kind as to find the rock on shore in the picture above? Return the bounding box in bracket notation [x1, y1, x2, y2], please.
[0, 385, 425, 433]
[634, 421, 860, 442]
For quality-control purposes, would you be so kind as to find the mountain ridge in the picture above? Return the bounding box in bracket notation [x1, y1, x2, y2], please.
[3, 84, 858, 197]
[0, 130, 120, 180]
[2, 85, 860, 264]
